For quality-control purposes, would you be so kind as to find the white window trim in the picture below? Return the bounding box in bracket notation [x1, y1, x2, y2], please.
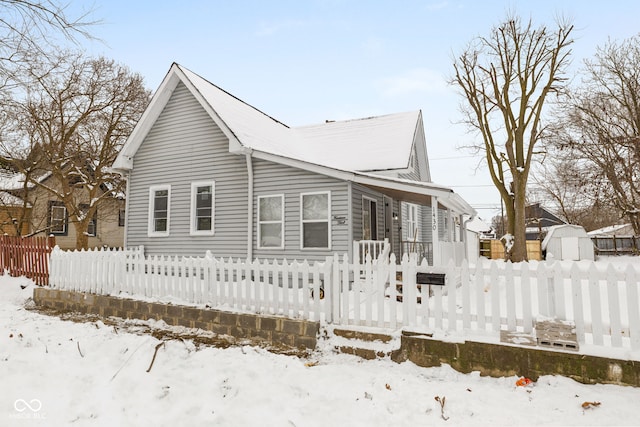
[50, 203, 67, 234]
[406, 202, 420, 241]
[190, 181, 215, 236]
[257, 194, 284, 249]
[300, 191, 331, 250]
[148, 184, 171, 237]
[362, 196, 378, 241]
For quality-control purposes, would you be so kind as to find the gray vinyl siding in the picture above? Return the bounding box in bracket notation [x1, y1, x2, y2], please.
[350, 184, 384, 242]
[126, 82, 248, 257]
[252, 158, 349, 262]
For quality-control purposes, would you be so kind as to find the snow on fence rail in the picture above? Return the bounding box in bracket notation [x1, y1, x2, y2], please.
[48, 247, 640, 352]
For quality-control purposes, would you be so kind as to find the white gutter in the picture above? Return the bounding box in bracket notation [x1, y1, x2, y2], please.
[463, 214, 476, 261]
[245, 150, 254, 260]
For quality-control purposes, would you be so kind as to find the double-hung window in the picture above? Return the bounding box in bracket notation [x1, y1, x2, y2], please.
[148, 185, 170, 237]
[301, 192, 330, 249]
[190, 181, 215, 235]
[406, 203, 419, 241]
[48, 201, 67, 235]
[258, 195, 284, 248]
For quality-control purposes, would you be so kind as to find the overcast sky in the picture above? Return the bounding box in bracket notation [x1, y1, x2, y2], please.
[66, 0, 640, 221]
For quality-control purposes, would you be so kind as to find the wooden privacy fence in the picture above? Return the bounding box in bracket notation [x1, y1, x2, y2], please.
[48, 247, 640, 352]
[0, 235, 55, 286]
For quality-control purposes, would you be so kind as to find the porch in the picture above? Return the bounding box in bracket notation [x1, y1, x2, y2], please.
[353, 173, 476, 267]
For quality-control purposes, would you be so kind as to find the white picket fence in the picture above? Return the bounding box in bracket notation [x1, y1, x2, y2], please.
[47, 246, 640, 352]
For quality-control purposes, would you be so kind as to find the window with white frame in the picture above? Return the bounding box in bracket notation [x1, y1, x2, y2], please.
[48, 201, 67, 235]
[190, 181, 214, 235]
[362, 197, 377, 240]
[301, 192, 330, 249]
[148, 185, 170, 236]
[258, 194, 284, 248]
[406, 203, 419, 241]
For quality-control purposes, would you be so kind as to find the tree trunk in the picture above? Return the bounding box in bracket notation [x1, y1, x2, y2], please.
[511, 177, 528, 262]
[75, 227, 88, 250]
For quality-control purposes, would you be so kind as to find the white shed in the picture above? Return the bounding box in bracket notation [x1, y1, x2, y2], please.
[542, 224, 595, 261]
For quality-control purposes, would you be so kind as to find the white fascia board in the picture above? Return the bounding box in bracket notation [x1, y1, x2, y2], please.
[243, 149, 355, 181]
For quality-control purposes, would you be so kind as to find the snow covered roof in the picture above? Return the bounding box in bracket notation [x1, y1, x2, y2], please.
[0, 191, 27, 207]
[178, 65, 417, 172]
[115, 63, 418, 173]
[0, 169, 27, 191]
[587, 223, 635, 237]
[113, 63, 475, 216]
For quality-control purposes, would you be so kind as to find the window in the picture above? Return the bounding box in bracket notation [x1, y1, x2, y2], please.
[118, 209, 125, 227]
[406, 203, 419, 241]
[148, 185, 170, 237]
[258, 195, 284, 248]
[48, 201, 67, 235]
[190, 181, 214, 235]
[301, 192, 330, 249]
[362, 197, 377, 240]
[79, 204, 97, 237]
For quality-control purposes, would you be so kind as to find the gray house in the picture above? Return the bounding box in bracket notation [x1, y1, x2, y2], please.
[113, 63, 475, 265]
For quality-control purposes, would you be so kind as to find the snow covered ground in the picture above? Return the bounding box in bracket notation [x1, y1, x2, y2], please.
[2, 274, 640, 426]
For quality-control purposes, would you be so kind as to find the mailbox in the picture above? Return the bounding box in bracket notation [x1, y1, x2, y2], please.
[416, 272, 445, 286]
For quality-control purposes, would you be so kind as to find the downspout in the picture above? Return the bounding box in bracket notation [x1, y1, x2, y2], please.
[245, 150, 254, 260]
[347, 182, 353, 261]
[123, 172, 130, 248]
[463, 214, 476, 262]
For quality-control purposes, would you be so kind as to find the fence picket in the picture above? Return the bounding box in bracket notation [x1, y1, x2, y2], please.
[461, 262, 471, 330]
[505, 261, 516, 331]
[625, 265, 640, 350]
[520, 262, 532, 334]
[489, 261, 500, 332]
[588, 263, 604, 346]
[570, 263, 585, 342]
[475, 261, 486, 331]
[606, 264, 623, 348]
[446, 259, 457, 332]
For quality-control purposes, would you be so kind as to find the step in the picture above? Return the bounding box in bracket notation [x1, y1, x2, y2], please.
[331, 328, 399, 360]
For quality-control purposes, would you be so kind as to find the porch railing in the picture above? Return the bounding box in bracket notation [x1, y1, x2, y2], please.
[353, 238, 390, 265]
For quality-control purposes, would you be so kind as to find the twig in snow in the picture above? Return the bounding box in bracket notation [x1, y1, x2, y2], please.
[435, 396, 449, 421]
[77, 341, 84, 358]
[146, 342, 165, 373]
[37, 337, 48, 354]
[110, 338, 149, 382]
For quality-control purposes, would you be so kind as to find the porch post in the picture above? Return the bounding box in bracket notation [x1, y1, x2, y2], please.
[431, 196, 439, 266]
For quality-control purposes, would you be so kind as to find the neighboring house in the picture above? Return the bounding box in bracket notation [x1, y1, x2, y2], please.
[0, 168, 125, 249]
[113, 63, 476, 265]
[0, 190, 30, 235]
[525, 203, 566, 241]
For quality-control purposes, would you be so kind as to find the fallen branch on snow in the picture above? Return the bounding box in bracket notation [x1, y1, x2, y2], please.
[146, 342, 165, 373]
[435, 396, 449, 421]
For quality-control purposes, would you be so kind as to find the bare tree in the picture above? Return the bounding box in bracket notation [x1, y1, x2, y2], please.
[0, 0, 97, 89]
[451, 15, 573, 261]
[2, 52, 151, 249]
[548, 35, 640, 234]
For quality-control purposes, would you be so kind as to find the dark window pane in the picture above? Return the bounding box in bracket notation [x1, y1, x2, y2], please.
[303, 222, 328, 248]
